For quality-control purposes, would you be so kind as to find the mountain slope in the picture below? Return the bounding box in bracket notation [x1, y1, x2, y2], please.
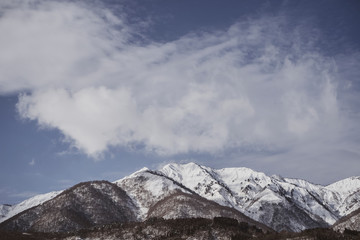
[114, 168, 193, 220]
[1, 162, 359, 233]
[0, 190, 62, 223]
[326, 177, 360, 216]
[115, 167, 272, 232]
[158, 162, 357, 231]
[0, 204, 11, 220]
[147, 190, 272, 233]
[333, 208, 360, 232]
[0, 181, 138, 232]
[0, 177, 270, 234]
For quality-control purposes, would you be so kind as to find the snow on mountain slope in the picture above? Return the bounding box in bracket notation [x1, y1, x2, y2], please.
[275, 180, 338, 224]
[1, 162, 358, 233]
[147, 190, 273, 233]
[160, 162, 238, 209]
[114, 167, 192, 220]
[333, 208, 360, 233]
[0, 181, 138, 232]
[326, 177, 360, 216]
[158, 162, 348, 231]
[327, 177, 360, 195]
[222, 167, 337, 228]
[338, 191, 360, 216]
[0, 204, 11, 220]
[284, 178, 340, 209]
[0, 190, 62, 223]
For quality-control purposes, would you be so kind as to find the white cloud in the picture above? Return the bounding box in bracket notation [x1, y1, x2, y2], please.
[0, 0, 129, 93]
[0, 0, 358, 160]
[29, 159, 35, 166]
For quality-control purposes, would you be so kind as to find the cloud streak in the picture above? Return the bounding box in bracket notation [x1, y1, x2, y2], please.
[29, 159, 35, 166]
[0, 0, 358, 161]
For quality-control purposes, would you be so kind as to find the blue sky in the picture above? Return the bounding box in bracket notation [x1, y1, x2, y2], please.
[1, 0, 360, 204]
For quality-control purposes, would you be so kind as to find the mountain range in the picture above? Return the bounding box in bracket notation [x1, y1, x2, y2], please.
[1, 162, 359, 234]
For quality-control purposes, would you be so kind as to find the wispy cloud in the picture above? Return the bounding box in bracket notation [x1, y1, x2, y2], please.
[29, 158, 35, 166]
[0, 0, 359, 166]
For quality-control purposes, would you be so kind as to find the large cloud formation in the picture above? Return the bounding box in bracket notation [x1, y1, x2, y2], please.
[1, 0, 359, 160]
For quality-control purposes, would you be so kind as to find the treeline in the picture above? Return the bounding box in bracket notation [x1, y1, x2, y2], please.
[0, 217, 359, 240]
[259, 228, 360, 240]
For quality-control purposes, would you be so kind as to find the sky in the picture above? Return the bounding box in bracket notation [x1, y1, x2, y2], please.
[1, 0, 360, 204]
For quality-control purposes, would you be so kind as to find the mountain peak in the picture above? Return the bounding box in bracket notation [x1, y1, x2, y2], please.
[114, 167, 150, 183]
[0, 190, 63, 223]
[1, 162, 359, 233]
[156, 162, 351, 231]
[326, 176, 360, 195]
[161, 162, 202, 172]
[0, 181, 138, 232]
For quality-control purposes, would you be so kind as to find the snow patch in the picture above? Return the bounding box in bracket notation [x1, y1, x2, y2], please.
[0, 190, 63, 223]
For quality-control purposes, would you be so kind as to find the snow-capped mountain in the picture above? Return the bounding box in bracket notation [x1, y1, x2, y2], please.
[1, 162, 359, 233]
[114, 168, 272, 232]
[146, 190, 272, 232]
[115, 162, 360, 232]
[0, 190, 62, 223]
[159, 163, 360, 231]
[0, 181, 138, 232]
[326, 177, 360, 216]
[114, 167, 193, 220]
[0, 179, 269, 233]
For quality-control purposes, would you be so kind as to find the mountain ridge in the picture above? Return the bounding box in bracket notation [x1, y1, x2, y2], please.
[0, 181, 138, 232]
[153, 162, 360, 231]
[1, 162, 359, 233]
